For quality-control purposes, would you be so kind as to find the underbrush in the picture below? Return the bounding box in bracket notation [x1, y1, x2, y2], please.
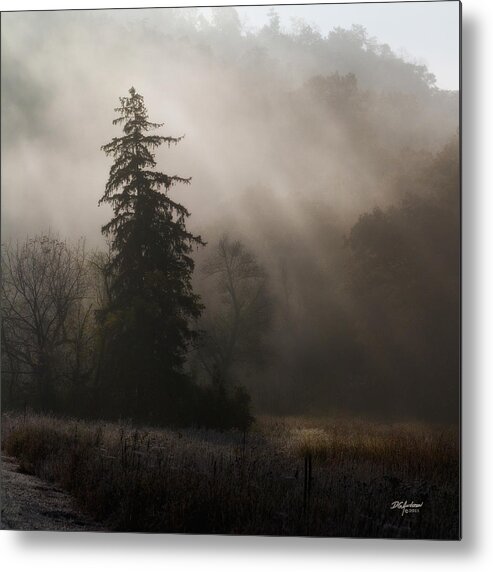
[1, 412, 459, 538]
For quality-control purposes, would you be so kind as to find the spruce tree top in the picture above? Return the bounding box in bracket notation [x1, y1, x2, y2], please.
[99, 87, 204, 301]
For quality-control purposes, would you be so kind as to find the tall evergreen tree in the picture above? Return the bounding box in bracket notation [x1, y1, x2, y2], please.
[98, 87, 204, 423]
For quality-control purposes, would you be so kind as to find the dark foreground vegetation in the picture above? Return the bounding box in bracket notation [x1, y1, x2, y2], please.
[2, 413, 459, 538]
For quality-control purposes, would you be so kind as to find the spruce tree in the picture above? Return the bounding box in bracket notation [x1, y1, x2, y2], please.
[98, 87, 204, 423]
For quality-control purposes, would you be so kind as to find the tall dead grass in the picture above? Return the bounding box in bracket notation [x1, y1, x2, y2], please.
[1, 412, 459, 538]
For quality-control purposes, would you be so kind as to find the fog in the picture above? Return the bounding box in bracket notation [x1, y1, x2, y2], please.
[1, 8, 458, 241]
[1, 7, 460, 423]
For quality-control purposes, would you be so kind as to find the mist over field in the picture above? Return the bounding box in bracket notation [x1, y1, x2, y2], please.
[1, 6, 460, 424]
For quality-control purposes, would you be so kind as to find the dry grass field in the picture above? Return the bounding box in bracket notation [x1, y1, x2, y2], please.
[1, 413, 459, 538]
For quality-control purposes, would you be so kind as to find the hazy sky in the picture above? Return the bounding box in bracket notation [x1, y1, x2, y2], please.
[0, 1, 460, 90]
[202, 1, 460, 90]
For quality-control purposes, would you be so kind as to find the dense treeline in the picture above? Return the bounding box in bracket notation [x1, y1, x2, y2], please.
[1, 133, 459, 424]
[222, 135, 459, 423]
[1, 9, 459, 426]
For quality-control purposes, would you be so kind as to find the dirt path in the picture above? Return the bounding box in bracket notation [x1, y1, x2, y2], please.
[1, 455, 104, 531]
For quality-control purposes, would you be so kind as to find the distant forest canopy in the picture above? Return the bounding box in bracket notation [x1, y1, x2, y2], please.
[1, 8, 459, 426]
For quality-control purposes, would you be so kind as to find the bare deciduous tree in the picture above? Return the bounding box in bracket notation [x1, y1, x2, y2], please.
[1, 234, 93, 409]
[199, 235, 272, 382]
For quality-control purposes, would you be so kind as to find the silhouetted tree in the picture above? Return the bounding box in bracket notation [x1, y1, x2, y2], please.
[199, 235, 272, 382]
[98, 87, 204, 423]
[1, 235, 93, 411]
